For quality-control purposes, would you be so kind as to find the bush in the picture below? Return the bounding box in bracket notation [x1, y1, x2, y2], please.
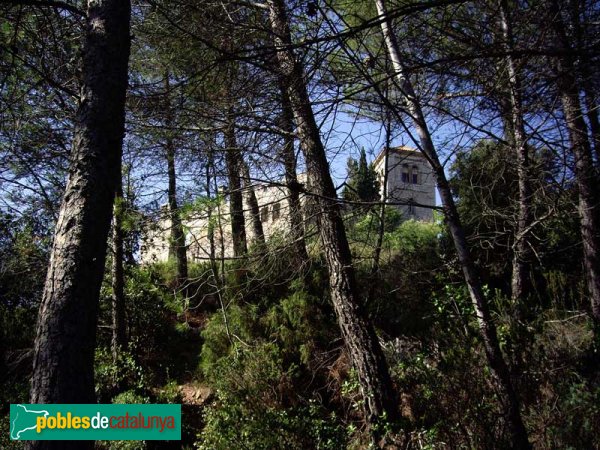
[98, 264, 203, 384]
[198, 394, 346, 450]
[196, 279, 345, 449]
[362, 219, 445, 338]
[97, 390, 149, 450]
[95, 347, 150, 402]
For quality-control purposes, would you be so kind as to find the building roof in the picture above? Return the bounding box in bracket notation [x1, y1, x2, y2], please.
[372, 146, 422, 168]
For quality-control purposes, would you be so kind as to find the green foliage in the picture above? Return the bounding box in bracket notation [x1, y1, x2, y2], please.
[179, 194, 225, 222]
[97, 389, 150, 450]
[340, 368, 363, 412]
[377, 280, 600, 449]
[348, 209, 440, 264]
[431, 284, 474, 327]
[0, 217, 47, 428]
[0, 376, 29, 450]
[99, 264, 203, 383]
[197, 278, 345, 449]
[156, 380, 183, 404]
[94, 348, 149, 402]
[351, 218, 445, 337]
[262, 290, 334, 365]
[343, 148, 380, 208]
[198, 339, 346, 450]
[543, 270, 586, 311]
[449, 138, 579, 300]
[2, 1, 599, 449]
[518, 310, 599, 449]
[543, 379, 600, 447]
[112, 390, 151, 405]
[383, 303, 512, 448]
[200, 284, 338, 378]
[198, 342, 344, 449]
[198, 303, 258, 375]
[387, 219, 440, 254]
[198, 393, 346, 450]
[0, 217, 49, 308]
[352, 206, 403, 238]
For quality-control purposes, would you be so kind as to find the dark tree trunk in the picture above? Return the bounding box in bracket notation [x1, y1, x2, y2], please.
[499, 0, 534, 304]
[28, 1, 131, 449]
[223, 111, 248, 257]
[122, 167, 136, 266]
[568, 0, 600, 162]
[166, 134, 188, 284]
[241, 158, 265, 246]
[112, 180, 127, 362]
[267, 0, 398, 433]
[278, 77, 309, 263]
[205, 143, 218, 279]
[367, 125, 391, 307]
[375, 0, 530, 446]
[550, 0, 600, 334]
[165, 75, 188, 287]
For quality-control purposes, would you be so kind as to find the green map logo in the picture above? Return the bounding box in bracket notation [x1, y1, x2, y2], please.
[11, 405, 50, 440]
[9, 404, 181, 441]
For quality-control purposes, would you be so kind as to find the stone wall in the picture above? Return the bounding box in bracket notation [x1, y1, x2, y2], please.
[140, 147, 436, 263]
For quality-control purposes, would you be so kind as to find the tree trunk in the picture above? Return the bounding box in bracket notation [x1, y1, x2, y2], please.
[581, 74, 600, 165]
[122, 166, 136, 266]
[223, 110, 248, 257]
[267, 0, 398, 433]
[367, 122, 391, 307]
[165, 74, 188, 286]
[550, 0, 600, 335]
[205, 142, 219, 279]
[28, 1, 131, 449]
[374, 0, 530, 446]
[568, 0, 600, 162]
[112, 180, 127, 362]
[241, 158, 265, 246]
[278, 77, 309, 263]
[498, 0, 534, 305]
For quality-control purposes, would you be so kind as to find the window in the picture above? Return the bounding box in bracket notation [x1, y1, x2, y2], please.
[401, 164, 410, 183]
[260, 206, 269, 222]
[412, 166, 419, 184]
[272, 203, 281, 220]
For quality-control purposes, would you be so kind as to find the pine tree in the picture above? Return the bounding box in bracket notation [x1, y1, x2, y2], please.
[343, 148, 379, 208]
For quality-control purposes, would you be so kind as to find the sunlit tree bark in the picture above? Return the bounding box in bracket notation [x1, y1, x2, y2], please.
[28, 1, 131, 449]
[267, 0, 398, 434]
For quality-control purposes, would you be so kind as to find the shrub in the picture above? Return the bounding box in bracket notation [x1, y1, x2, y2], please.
[97, 391, 149, 450]
[196, 279, 345, 449]
[197, 394, 346, 450]
[94, 347, 149, 402]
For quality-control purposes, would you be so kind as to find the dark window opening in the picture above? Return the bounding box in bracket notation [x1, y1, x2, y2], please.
[401, 164, 410, 183]
[272, 203, 281, 220]
[260, 206, 269, 222]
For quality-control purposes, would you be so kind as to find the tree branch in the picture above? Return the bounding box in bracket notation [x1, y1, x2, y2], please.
[4, 0, 86, 17]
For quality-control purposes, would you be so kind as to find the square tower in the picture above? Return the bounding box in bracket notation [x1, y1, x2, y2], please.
[372, 146, 436, 221]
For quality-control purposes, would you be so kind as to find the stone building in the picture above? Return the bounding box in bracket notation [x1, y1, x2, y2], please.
[372, 146, 436, 221]
[140, 146, 435, 263]
[140, 180, 305, 263]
